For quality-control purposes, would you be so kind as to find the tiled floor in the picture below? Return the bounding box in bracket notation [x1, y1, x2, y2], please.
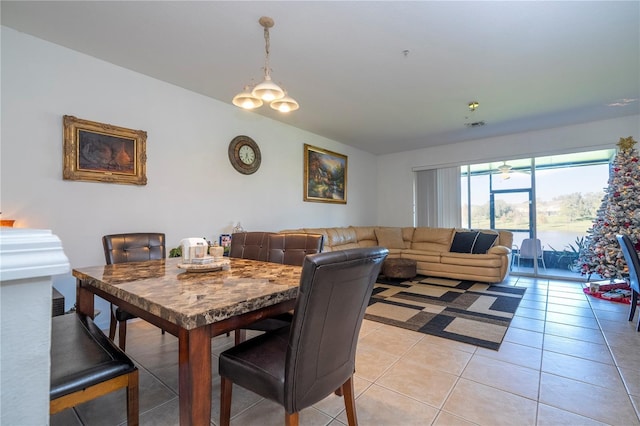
[52, 276, 640, 426]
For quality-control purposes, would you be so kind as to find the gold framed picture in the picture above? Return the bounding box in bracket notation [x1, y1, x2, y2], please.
[303, 144, 347, 204]
[63, 115, 147, 185]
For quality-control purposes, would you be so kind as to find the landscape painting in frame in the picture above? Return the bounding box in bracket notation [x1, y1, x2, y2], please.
[304, 144, 347, 204]
[63, 115, 147, 185]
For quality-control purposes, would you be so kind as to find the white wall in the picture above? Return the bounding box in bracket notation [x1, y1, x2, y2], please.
[3, 26, 639, 329]
[1, 27, 378, 327]
[377, 115, 640, 226]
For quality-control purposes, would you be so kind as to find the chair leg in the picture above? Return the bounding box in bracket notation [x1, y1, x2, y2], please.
[234, 329, 246, 345]
[126, 369, 140, 426]
[109, 305, 117, 340]
[342, 376, 358, 426]
[220, 376, 233, 426]
[118, 320, 127, 351]
[284, 411, 299, 426]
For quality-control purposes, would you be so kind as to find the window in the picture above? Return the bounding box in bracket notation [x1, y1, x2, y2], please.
[460, 149, 613, 279]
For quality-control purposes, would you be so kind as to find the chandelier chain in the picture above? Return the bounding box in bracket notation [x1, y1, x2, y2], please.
[263, 27, 271, 78]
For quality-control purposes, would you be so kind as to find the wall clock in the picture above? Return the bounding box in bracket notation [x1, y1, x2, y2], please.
[228, 135, 261, 175]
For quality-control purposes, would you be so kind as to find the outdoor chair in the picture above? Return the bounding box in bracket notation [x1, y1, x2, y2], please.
[515, 238, 546, 270]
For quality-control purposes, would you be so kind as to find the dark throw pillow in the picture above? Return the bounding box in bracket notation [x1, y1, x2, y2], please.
[472, 232, 499, 254]
[450, 231, 479, 253]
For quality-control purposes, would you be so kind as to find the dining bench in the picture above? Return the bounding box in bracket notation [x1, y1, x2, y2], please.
[50, 313, 139, 424]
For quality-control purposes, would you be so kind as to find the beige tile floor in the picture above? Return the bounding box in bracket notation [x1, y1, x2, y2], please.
[51, 276, 640, 426]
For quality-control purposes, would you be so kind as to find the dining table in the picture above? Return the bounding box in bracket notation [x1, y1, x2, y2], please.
[73, 257, 302, 426]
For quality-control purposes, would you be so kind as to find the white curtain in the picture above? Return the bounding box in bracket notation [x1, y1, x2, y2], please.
[415, 167, 461, 228]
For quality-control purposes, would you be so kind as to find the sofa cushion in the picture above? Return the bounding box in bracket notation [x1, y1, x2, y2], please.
[411, 227, 454, 252]
[353, 226, 379, 247]
[450, 231, 479, 253]
[440, 251, 504, 267]
[321, 227, 359, 251]
[375, 227, 405, 249]
[401, 227, 415, 245]
[472, 232, 499, 254]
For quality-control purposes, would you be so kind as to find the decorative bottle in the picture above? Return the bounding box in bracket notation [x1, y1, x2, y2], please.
[209, 241, 224, 260]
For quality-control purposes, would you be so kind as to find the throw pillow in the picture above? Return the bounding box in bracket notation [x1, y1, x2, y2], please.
[472, 232, 498, 254]
[450, 231, 479, 253]
[375, 227, 405, 249]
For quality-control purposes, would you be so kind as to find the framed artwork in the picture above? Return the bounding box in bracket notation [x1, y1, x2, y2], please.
[219, 234, 232, 256]
[303, 144, 347, 204]
[63, 115, 147, 185]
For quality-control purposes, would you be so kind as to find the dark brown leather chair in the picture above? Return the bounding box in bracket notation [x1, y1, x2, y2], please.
[267, 233, 324, 266]
[219, 247, 389, 426]
[102, 232, 166, 350]
[616, 234, 640, 331]
[228, 232, 275, 261]
[233, 233, 325, 344]
[50, 313, 139, 424]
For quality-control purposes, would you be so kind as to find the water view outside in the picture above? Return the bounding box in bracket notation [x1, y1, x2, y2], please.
[462, 155, 611, 279]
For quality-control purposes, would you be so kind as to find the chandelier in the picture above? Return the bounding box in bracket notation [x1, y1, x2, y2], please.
[232, 16, 299, 113]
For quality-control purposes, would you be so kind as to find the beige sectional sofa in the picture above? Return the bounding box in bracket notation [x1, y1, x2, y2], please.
[279, 226, 513, 283]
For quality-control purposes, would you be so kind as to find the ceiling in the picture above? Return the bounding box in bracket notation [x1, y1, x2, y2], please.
[2, 1, 639, 155]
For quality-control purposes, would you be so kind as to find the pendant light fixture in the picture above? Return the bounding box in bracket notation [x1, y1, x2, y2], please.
[232, 16, 299, 113]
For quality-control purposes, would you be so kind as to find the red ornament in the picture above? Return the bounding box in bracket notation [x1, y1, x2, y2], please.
[632, 157, 638, 163]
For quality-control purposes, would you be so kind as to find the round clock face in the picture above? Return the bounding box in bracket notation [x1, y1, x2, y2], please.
[228, 135, 261, 174]
[238, 145, 255, 165]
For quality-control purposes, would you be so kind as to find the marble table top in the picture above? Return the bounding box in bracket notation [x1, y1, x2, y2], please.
[73, 257, 302, 330]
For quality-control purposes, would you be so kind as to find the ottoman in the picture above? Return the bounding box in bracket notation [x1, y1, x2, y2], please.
[382, 258, 417, 279]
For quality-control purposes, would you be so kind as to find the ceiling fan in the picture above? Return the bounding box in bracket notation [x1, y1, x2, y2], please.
[497, 162, 512, 179]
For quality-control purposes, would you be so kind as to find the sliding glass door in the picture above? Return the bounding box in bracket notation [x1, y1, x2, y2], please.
[459, 149, 613, 280]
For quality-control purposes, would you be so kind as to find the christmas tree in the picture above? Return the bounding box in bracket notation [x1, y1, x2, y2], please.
[577, 136, 640, 280]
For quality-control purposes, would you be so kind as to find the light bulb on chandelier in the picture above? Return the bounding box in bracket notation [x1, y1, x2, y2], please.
[232, 16, 299, 113]
[232, 86, 263, 110]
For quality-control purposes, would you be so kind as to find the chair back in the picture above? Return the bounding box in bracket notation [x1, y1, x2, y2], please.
[616, 234, 640, 293]
[284, 247, 388, 412]
[228, 232, 275, 261]
[267, 233, 324, 266]
[520, 238, 542, 260]
[102, 233, 166, 265]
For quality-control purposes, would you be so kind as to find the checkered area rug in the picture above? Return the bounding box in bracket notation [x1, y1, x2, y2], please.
[365, 275, 526, 350]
